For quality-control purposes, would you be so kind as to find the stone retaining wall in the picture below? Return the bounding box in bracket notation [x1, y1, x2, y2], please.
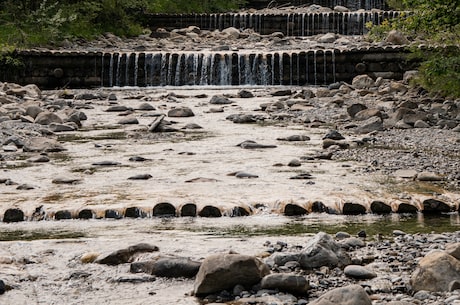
[0, 47, 419, 89]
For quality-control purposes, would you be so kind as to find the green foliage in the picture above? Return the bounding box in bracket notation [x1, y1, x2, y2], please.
[373, 0, 460, 97]
[0, 43, 24, 70]
[416, 48, 460, 98]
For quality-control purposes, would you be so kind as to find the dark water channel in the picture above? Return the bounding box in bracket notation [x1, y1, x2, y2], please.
[1, 213, 458, 242]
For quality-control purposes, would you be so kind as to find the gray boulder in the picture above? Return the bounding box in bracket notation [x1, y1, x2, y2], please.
[168, 107, 194, 117]
[411, 251, 460, 292]
[307, 284, 372, 305]
[355, 117, 383, 134]
[299, 232, 351, 269]
[193, 253, 270, 296]
[261, 273, 310, 295]
[210, 95, 233, 105]
[130, 256, 201, 278]
[34, 111, 63, 125]
[344, 265, 377, 279]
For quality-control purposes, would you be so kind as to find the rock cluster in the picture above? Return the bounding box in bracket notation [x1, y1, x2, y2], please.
[45, 231, 459, 305]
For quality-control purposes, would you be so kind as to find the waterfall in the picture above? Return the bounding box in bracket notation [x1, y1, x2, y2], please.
[101, 50, 340, 87]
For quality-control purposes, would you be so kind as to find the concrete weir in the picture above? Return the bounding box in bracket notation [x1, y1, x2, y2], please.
[145, 11, 401, 36]
[1, 47, 418, 89]
[1, 196, 459, 222]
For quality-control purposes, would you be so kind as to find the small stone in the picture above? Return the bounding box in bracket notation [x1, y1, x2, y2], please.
[288, 159, 301, 167]
[0, 279, 5, 295]
[344, 265, 377, 279]
[393, 230, 407, 236]
[81, 252, 100, 264]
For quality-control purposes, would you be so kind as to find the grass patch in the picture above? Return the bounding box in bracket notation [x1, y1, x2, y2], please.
[376, 175, 448, 195]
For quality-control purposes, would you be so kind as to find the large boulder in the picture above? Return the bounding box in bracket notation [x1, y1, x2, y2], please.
[193, 253, 270, 296]
[410, 251, 460, 292]
[307, 284, 372, 305]
[299, 232, 351, 269]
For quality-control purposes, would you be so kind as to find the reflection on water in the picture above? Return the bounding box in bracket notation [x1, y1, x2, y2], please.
[166, 213, 460, 238]
[0, 213, 458, 241]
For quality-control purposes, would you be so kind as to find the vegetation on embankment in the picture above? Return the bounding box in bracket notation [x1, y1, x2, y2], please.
[0, 0, 245, 46]
[368, 0, 459, 98]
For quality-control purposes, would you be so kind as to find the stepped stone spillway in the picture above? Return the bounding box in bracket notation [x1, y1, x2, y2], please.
[245, 0, 388, 10]
[146, 11, 401, 36]
[2, 47, 418, 89]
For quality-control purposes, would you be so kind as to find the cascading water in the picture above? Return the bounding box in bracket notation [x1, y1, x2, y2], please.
[101, 50, 338, 87]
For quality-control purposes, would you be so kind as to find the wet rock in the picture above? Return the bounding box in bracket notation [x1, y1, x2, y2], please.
[182, 123, 202, 129]
[51, 177, 82, 184]
[260, 273, 310, 295]
[237, 140, 277, 149]
[411, 251, 460, 292]
[222, 27, 240, 39]
[308, 284, 372, 305]
[342, 202, 366, 215]
[129, 156, 150, 162]
[422, 198, 451, 214]
[92, 160, 121, 166]
[227, 114, 258, 123]
[131, 256, 201, 278]
[198, 205, 222, 217]
[235, 171, 259, 179]
[323, 130, 345, 140]
[153, 202, 176, 217]
[128, 174, 153, 180]
[96, 243, 159, 265]
[0, 279, 5, 295]
[370, 201, 392, 214]
[3, 208, 24, 223]
[352, 75, 375, 89]
[277, 135, 310, 141]
[168, 107, 194, 117]
[271, 89, 292, 96]
[286, 171, 313, 180]
[299, 232, 351, 269]
[344, 265, 377, 279]
[288, 159, 301, 167]
[210, 95, 233, 105]
[238, 89, 254, 98]
[54, 210, 72, 220]
[193, 253, 270, 296]
[117, 117, 139, 124]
